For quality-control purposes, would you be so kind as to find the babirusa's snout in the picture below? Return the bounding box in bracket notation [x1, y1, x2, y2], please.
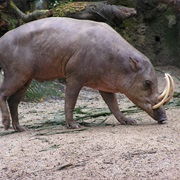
[153, 107, 167, 124]
[152, 73, 174, 109]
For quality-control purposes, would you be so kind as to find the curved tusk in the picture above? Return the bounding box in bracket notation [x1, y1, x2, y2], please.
[163, 73, 175, 104]
[153, 73, 170, 109]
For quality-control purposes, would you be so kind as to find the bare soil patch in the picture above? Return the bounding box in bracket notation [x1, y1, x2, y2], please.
[0, 66, 180, 180]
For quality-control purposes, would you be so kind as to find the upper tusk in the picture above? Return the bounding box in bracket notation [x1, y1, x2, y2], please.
[158, 74, 169, 100]
[163, 73, 175, 104]
[153, 73, 170, 109]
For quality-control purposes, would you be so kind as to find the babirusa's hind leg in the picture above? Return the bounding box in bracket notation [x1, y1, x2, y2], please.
[0, 72, 31, 131]
[8, 80, 32, 132]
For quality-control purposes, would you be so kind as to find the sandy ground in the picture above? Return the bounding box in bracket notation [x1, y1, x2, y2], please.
[0, 66, 180, 180]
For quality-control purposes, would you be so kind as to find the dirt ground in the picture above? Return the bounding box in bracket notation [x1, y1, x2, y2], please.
[0, 66, 180, 180]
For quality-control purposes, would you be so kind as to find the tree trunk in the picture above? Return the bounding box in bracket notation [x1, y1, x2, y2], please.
[54, 1, 137, 26]
[9, 0, 52, 23]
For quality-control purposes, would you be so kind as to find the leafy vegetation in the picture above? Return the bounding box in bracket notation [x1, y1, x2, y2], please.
[24, 80, 65, 102]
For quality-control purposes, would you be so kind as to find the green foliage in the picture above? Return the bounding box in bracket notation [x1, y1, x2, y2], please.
[0, 13, 18, 35]
[49, 0, 74, 8]
[53, 1, 87, 17]
[173, 92, 180, 106]
[49, 0, 60, 8]
[24, 80, 64, 102]
[116, 0, 136, 7]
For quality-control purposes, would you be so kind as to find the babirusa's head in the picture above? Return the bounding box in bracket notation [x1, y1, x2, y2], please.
[125, 57, 174, 124]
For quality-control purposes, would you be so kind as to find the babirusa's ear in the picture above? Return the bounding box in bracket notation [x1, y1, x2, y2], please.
[129, 57, 141, 72]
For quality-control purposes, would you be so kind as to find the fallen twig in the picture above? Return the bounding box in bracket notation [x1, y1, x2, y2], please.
[56, 163, 73, 170]
[35, 127, 88, 136]
[130, 150, 157, 156]
[0, 130, 16, 136]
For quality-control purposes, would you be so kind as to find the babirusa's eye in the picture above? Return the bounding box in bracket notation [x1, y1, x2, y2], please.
[144, 80, 152, 91]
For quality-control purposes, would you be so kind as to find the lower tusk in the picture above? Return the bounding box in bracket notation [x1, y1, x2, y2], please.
[153, 73, 170, 109]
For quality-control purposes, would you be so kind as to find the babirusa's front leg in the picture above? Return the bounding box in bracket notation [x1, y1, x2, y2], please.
[99, 91, 137, 125]
[65, 81, 82, 129]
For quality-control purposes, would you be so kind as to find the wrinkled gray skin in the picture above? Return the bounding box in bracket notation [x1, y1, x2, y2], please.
[0, 17, 167, 132]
